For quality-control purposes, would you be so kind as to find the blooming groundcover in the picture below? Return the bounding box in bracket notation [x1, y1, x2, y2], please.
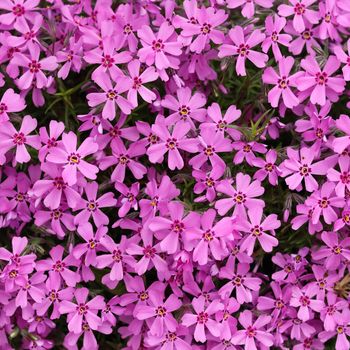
[1, 0, 350, 349]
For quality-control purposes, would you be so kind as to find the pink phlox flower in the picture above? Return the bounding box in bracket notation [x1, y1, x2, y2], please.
[291, 203, 323, 234]
[262, 15, 292, 61]
[12, 43, 57, 90]
[36, 245, 79, 287]
[46, 131, 99, 186]
[56, 37, 83, 80]
[185, 208, 233, 265]
[0, 0, 42, 31]
[72, 223, 107, 267]
[178, 6, 227, 53]
[280, 146, 337, 192]
[0, 88, 26, 122]
[334, 39, 350, 81]
[135, 285, 181, 337]
[147, 120, 199, 170]
[218, 260, 262, 303]
[215, 172, 265, 217]
[231, 310, 274, 349]
[181, 295, 223, 343]
[99, 140, 146, 183]
[278, 0, 319, 33]
[232, 140, 267, 166]
[87, 71, 133, 119]
[137, 22, 182, 70]
[149, 201, 201, 254]
[125, 60, 158, 107]
[115, 181, 139, 218]
[59, 287, 105, 334]
[161, 86, 207, 127]
[73, 181, 116, 227]
[96, 235, 135, 289]
[262, 56, 300, 108]
[219, 26, 268, 76]
[290, 286, 324, 322]
[304, 182, 344, 225]
[38, 120, 65, 162]
[332, 114, 350, 154]
[312, 231, 350, 270]
[227, 0, 273, 18]
[253, 149, 281, 186]
[316, 0, 341, 41]
[297, 55, 345, 106]
[320, 292, 348, 332]
[0, 115, 40, 164]
[203, 102, 242, 140]
[234, 206, 280, 255]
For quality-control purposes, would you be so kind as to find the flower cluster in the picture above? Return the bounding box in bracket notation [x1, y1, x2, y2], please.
[1, 0, 350, 349]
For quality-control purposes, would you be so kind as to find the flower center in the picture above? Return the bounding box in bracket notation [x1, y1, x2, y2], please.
[51, 209, 62, 220]
[13, 132, 26, 145]
[29, 60, 41, 73]
[203, 230, 214, 242]
[238, 44, 250, 56]
[299, 165, 310, 176]
[318, 198, 329, 208]
[278, 76, 288, 89]
[243, 144, 252, 152]
[68, 153, 80, 164]
[299, 296, 310, 306]
[251, 225, 262, 236]
[233, 275, 243, 286]
[12, 4, 25, 16]
[204, 146, 214, 156]
[178, 105, 190, 117]
[206, 177, 214, 187]
[197, 312, 208, 324]
[87, 201, 97, 211]
[53, 260, 65, 272]
[133, 77, 142, 89]
[54, 177, 66, 189]
[333, 246, 342, 254]
[302, 30, 312, 40]
[112, 249, 122, 262]
[171, 220, 184, 233]
[155, 306, 167, 317]
[123, 24, 133, 34]
[102, 55, 115, 68]
[315, 72, 328, 85]
[139, 291, 149, 301]
[166, 138, 178, 150]
[77, 303, 88, 315]
[107, 90, 117, 100]
[265, 163, 274, 172]
[294, 3, 305, 15]
[246, 326, 256, 338]
[152, 39, 164, 52]
[201, 23, 211, 34]
[0, 103, 7, 114]
[143, 245, 156, 258]
[271, 31, 278, 42]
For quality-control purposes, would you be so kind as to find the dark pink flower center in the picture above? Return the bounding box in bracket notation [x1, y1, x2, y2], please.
[123, 24, 133, 34]
[138, 291, 149, 301]
[13, 132, 26, 145]
[143, 245, 156, 258]
[318, 197, 329, 208]
[51, 209, 62, 220]
[77, 303, 89, 315]
[302, 30, 312, 40]
[197, 312, 208, 324]
[68, 153, 81, 164]
[251, 225, 262, 236]
[299, 295, 310, 306]
[234, 191, 246, 203]
[333, 245, 342, 254]
[271, 31, 279, 42]
[0, 103, 7, 114]
[133, 77, 142, 89]
[201, 23, 211, 35]
[315, 72, 328, 85]
[155, 306, 167, 317]
[29, 60, 41, 73]
[166, 138, 178, 150]
[178, 105, 190, 117]
[205, 176, 215, 187]
[12, 4, 25, 16]
[171, 220, 184, 233]
[87, 200, 98, 211]
[102, 55, 115, 68]
[203, 230, 214, 242]
[152, 39, 164, 52]
[233, 275, 243, 286]
[246, 326, 256, 338]
[53, 260, 65, 272]
[294, 3, 306, 15]
[47, 137, 58, 148]
[299, 164, 310, 176]
[238, 44, 250, 56]
[54, 177, 66, 189]
[113, 249, 122, 262]
[278, 76, 289, 89]
[107, 90, 117, 100]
